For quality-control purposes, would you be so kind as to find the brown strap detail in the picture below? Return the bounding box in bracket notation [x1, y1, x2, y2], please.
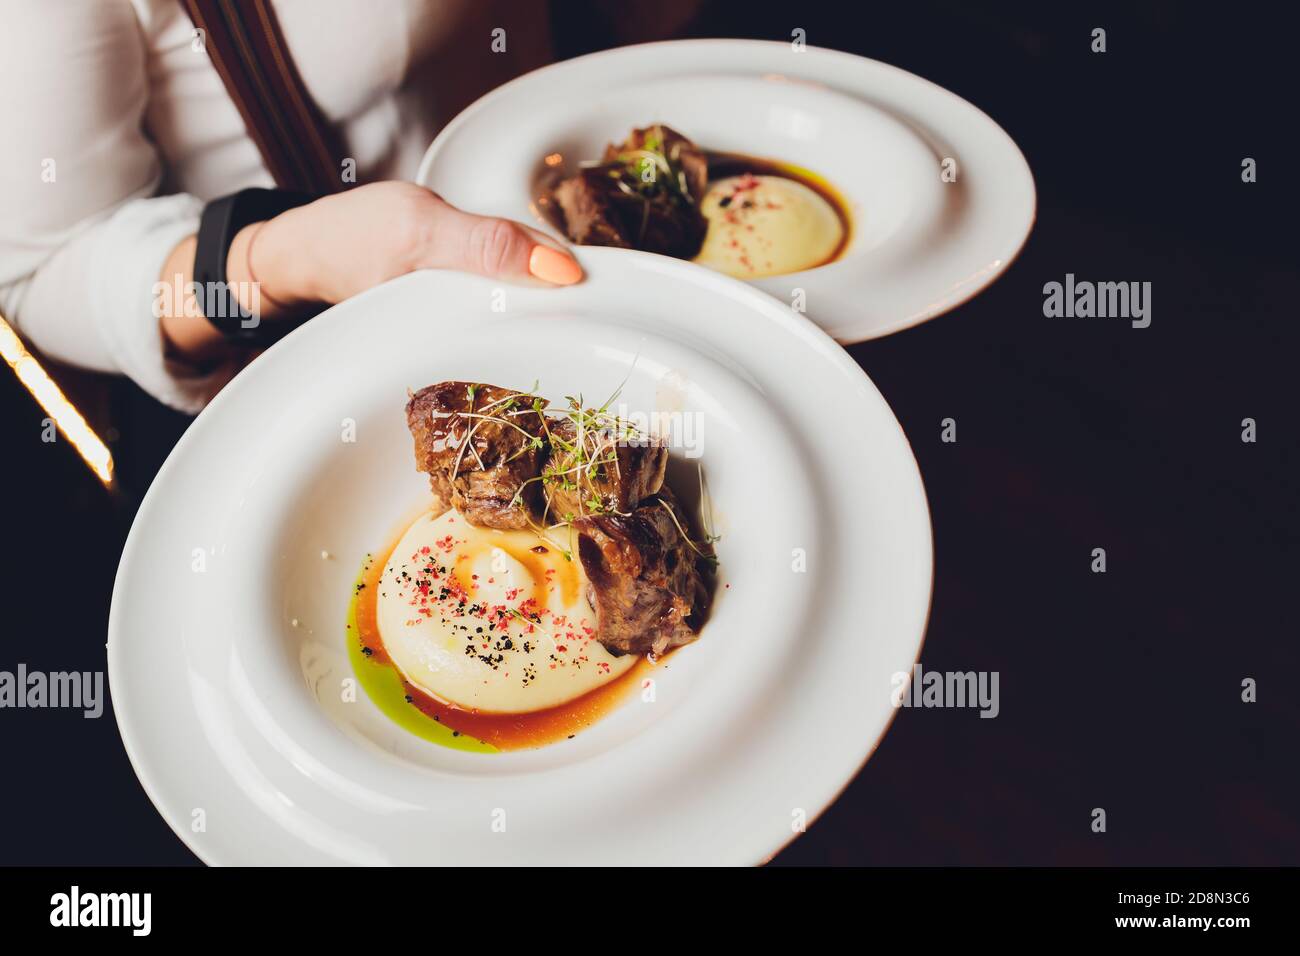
[181, 0, 345, 194]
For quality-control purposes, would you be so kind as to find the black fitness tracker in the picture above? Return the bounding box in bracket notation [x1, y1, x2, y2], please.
[193, 187, 316, 343]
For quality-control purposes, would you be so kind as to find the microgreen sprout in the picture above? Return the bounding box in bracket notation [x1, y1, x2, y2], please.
[656, 497, 719, 571]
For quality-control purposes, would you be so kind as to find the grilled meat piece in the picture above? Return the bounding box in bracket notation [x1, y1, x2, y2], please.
[405, 382, 547, 530]
[542, 416, 668, 524]
[573, 488, 709, 657]
[549, 124, 708, 259]
[551, 170, 631, 249]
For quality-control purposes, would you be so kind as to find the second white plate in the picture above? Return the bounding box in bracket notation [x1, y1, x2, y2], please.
[418, 39, 1036, 343]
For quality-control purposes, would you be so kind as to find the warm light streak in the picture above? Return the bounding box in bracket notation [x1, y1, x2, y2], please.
[0, 316, 115, 485]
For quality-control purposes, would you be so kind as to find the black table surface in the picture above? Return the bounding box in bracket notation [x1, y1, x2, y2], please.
[1, 2, 1296, 865]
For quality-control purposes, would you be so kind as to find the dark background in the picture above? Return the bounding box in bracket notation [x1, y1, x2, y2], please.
[1, 1, 1296, 865]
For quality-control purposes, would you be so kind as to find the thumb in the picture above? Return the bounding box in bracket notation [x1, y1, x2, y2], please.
[418, 197, 583, 286]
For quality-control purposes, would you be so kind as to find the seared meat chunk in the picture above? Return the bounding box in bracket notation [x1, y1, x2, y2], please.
[405, 382, 547, 530]
[552, 170, 632, 249]
[542, 416, 668, 523]
[573, 488, 709, 657]
[551, 170, 707, 259]
[549, 124, 708, 259]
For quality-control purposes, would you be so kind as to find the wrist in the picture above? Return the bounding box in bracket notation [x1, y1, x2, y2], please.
[227, 216, 309, 317]
[242, 204, 326, 309]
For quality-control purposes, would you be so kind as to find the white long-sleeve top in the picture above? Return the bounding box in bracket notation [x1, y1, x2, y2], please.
[0, 0, 548, 411]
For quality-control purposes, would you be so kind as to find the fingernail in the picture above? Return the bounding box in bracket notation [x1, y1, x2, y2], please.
[528, 245, 582, 285]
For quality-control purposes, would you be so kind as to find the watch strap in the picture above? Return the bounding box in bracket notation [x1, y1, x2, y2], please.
[193, 187, 314, 343]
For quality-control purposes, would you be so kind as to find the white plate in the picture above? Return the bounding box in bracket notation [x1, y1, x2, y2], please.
[417, 39, 1035, 343]
[108, 249, 932, 865]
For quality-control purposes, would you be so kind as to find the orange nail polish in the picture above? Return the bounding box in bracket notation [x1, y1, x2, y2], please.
[528, 245, 582, 285]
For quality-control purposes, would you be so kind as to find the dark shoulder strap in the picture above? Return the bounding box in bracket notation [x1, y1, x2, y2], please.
[180, 0, 345, 194]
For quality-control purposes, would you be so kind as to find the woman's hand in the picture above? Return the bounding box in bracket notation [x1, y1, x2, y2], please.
[159, 182, 583, 363]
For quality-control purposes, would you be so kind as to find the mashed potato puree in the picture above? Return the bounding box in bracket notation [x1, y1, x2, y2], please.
[376, 510, 636, 713]
[695, 174, 845, 278]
